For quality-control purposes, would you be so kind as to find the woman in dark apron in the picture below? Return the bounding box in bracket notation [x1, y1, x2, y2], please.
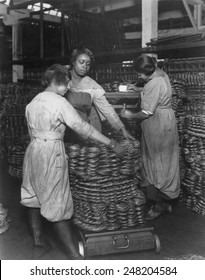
[64, 47, 134, 143]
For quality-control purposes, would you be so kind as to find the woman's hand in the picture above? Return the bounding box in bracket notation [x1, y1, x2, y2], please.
[121, 109, 134, 119]
[109, 139, 126, 158]
[121, 126, 135, 140]
[127, 84, 138, 92]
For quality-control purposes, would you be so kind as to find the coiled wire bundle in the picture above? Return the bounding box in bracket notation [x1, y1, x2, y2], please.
[65, 140, 145, 232]
[0, 203, 10, 235]
[180, 135, 205, 215]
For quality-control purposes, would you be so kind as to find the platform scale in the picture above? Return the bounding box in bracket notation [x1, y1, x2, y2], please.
[75, 225, 161, 258]
[72, 91, 160, 258]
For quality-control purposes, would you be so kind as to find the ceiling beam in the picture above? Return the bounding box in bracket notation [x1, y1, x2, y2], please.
[186, 0, 205, 12]
[186, 0, 205, 5]
[181, 0, 197, 28]
[124, 25, 205, 40]
[82, 0, 138, 13]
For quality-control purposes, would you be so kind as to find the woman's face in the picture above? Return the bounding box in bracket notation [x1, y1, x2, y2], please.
[73, 53, 91, 77]
[57, 84, 68, 96]
[56, 78, 70, 96]
[137, 73, 149, 81]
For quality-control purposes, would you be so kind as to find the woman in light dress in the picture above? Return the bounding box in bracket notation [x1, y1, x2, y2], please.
[21, 64, 126, 259]
[121, 54, 180, 220]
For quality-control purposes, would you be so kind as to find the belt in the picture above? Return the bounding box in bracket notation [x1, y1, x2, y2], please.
[31, 130, 64, 141]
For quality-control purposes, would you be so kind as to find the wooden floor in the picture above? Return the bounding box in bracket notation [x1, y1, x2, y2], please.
[1, 159, 205, 260]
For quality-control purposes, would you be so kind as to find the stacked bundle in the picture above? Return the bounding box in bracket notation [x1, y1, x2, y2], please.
[184, 91, 205, 116]
[0, 203, 10, 234]
[95, 62, 138, 85]
[181, 97, 205, 214]
[166, 57, 205, 86]
[66, 140, 141, 179]
[0, 83, 40, 148]
[180, 133, 205, 215]
[169, 72, 205, 86]
[171, 79, 186, 112]
[3, 115, 27, 144]
[185, 115, 205, 138]
[166, 57, 205, 215]
[170, 79, 187, 138]
[0, 83, 40, 177]
[101, 81, 121, 92]
[70, 175, 141, 203]
[71, 175, 145, 232]
[0, 85, 7, 159]
[101, 83, 113, 92]
[73, 200, 108, 232]
[0, 127, 5, 159]
[170, 79, 187, 180]
[7, 135, 29, 178]
[66, 140, 145, 232]
[7, 145, 26, 178]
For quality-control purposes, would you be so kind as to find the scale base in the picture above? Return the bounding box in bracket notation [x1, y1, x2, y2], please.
[75, 226, 161, 258]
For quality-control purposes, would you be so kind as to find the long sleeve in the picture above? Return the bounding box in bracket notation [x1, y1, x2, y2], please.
[59, 98, 95, 139]
[69, 76, 124, 131]
[92, 88, 124, 131]
[59, 98, 110, 146]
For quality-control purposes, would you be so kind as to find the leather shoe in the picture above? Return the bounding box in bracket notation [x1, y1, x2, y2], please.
[146, 202, 172, 221]
[32, 239, 52, 259]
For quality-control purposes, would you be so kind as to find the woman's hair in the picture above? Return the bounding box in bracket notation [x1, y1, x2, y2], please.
[41, 64, 71, 87]
[70, 48, 95, 66]
[133, 54, 156, 76]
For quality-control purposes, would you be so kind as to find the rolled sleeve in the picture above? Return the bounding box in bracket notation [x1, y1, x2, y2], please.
[141, 77, 162, 115]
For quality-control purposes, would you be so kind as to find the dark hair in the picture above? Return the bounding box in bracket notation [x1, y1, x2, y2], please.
[41, 64, 71, 87]
[133, 54, 156, 76]
[70, 48, 95, 66]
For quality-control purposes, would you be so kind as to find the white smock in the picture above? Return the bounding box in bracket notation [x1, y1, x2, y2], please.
[21, 91, 94, 222]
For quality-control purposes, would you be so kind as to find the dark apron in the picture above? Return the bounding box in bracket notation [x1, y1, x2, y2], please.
[64, 91, 92, 143]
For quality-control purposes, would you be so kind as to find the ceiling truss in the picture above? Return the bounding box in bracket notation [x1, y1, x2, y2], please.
[3, 0, 205, 30]
[182, 0, 205, 29]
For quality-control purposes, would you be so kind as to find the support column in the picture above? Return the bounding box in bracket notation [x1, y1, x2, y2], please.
[194, 4, 202, 28]
[12, 25, 23, 82]
[141, 0, 158, 48]
[61, 13, 65, 57]
[40, 0, 44, 58]
[3, 9, 30, 83]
